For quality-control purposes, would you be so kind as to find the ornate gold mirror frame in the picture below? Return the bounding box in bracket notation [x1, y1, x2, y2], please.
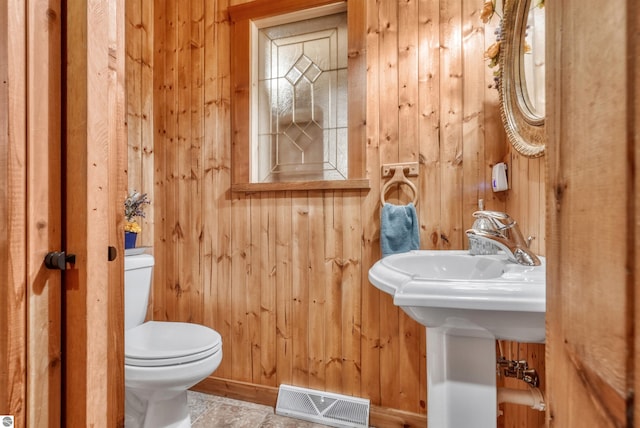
[499, 0, 546, 157]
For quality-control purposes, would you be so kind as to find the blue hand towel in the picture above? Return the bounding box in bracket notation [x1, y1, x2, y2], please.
[380, 202, 420, 257]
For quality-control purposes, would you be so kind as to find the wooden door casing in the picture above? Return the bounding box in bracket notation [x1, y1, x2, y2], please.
[0, 0, 28, 425]
[1, 0, 63, 426]
[27, 0, 63, 426]
[546, 0, 636, 426]
[64, 0, 127, 425]
[1, 0, 126, 425]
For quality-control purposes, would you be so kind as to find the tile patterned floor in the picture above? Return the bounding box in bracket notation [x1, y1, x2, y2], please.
[187, 391, 332, 428]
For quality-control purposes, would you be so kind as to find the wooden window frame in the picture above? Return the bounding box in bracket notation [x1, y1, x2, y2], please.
[229, 0, 369, 192]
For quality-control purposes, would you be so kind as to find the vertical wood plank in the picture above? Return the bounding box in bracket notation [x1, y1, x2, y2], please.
[177, 0, 192, 322]
[526, 158, 541, 254]
[537, 160, 545, 256]
[214, 0, 233, 378]
[416, 0, 440, 409]
[360, 0, 382, 406]
[377, 0, 401, 411]
[378, 0, 399, 164]
[439, 0, 463, 249]
[397, 0, 419, 164]
[164, 0, 179, 321]
[152, 0, 167, 322]
[634, 0, 640, 421]
[396, 0, 423, 391]
[27, 0, 63, 424]
[275, 192, 293, 386]
[191, 0, 205, 325]
[462, 0, 485, 232]
[229, 18, 251, 184]
[260, 192, 278, 386]
[231, 192, 251, 381]
[140, 0, 155, 247]
[324, 191, 343, 392]
[126, 0, 143, 194]
[482, 1, 508, 214]
[65, 0, 124, 424]
[341, 191, 362, 397]
[347, 0, 367, 178]
[396, 1, 421, 411]
[399, 0, 424, 415]
[0, 1, 27, 424]
[507, 152, 527, 239]
[291, 192, 310, 387]
[308, 191, 326, 390]
[418, 0, 441, 252]
[107, 0, 127, 423]
[547, 0, 630, 426]
[201, 0, 217, 335]
[249, 195, 262, 382]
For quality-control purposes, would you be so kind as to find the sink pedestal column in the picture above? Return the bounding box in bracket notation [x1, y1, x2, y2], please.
[427, 327, 497, 428]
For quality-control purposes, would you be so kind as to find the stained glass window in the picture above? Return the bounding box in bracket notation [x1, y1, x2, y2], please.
[253, 11, 348, 183]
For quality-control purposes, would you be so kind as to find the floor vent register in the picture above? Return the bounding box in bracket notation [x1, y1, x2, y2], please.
[275, 384, 370, 428]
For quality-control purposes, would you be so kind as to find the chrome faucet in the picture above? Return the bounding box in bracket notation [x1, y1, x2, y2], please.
[465, 210, 541, 266]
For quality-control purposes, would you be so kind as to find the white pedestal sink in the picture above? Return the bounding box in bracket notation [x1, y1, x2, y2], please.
[368, 250, 545, 428]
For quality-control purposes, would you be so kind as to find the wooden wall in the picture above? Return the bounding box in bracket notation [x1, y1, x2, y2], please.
[126, 0, 546, 425]
[2, 0, 127, 424]
[546, 0, 636, 425]
[0, 1, 27, 425]
[500, 154, 546, 428]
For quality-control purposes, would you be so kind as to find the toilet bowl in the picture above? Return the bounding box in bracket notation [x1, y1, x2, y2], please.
[124, 254, 223, 428]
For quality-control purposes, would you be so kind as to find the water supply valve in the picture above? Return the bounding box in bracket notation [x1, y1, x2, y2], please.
[497, 356, 540, 388]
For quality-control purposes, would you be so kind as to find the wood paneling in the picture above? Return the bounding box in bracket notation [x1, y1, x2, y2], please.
[1, 1, 67, 425]
[546, 0, 635, 425]
[65, 0, 126, 425]
[2, 0, 126, 424]
[27, 0, 63, 425]
[500, 155, 546, 427]
[0, 1, 27, 425]
[635, 0, 640, 423]
[126, 0, 155, 247]
[127, 0, 547, 424]
[108, 0, 128, 424]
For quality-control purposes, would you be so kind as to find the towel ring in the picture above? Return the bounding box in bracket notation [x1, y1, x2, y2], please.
[380, 166, 418, 206]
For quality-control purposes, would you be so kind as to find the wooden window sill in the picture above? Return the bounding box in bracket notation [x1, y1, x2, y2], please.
[231, 179, 370, 193]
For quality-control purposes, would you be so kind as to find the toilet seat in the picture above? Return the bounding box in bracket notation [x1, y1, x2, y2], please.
[125, 321, 222, 367]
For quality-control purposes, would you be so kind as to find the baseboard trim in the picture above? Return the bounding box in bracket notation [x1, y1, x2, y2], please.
[192, 376, 427, 428]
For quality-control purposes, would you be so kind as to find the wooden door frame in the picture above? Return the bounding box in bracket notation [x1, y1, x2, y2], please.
[1, 0, 126, 425]
[64, 0, 127, 425]
[0, 0, 28, 425]
[1, 0, 64, 425]
[27, 0, 63, 425]
[546, 0, 637, 425]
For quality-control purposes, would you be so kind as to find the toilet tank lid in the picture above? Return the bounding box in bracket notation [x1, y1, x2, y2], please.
[124, 254, 155, 270]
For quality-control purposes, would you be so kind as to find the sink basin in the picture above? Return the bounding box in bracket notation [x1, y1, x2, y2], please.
[369, 250, 546, 428]
[368, 250, 545, 342]
[368, 250, 546, 427]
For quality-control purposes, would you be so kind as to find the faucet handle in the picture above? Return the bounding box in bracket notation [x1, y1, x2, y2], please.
[472, 210, 515, 227]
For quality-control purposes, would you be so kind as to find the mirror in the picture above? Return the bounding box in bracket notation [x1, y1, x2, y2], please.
[499, 0, 546, 157]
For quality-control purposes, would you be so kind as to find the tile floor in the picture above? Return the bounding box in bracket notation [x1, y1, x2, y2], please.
[187, 391, 332, 427]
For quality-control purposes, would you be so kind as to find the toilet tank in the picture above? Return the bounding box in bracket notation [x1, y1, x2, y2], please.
[124, 254, 155, 331]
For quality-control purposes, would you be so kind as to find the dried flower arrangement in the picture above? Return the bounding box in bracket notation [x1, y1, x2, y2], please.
[481, 0, 504, 89]
[480, 0, 544, 90]
[124, 191, 150, 233]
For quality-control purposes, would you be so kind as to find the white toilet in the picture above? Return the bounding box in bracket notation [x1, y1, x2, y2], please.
[124, 254, 223, 428]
